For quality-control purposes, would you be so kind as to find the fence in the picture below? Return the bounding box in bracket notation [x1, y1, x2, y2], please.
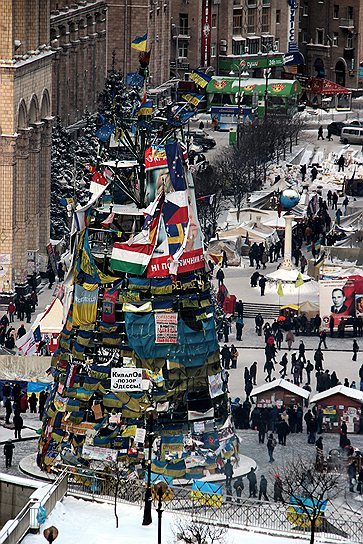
[0, 471, 68, 544]
[65, 472, 363, 543]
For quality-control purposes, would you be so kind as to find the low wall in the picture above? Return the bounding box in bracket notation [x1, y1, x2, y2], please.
[0, 476, 41, 529]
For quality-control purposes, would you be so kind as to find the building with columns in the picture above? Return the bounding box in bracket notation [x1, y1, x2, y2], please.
[0, 0, 54, 299]
[50, 0, 107, 125]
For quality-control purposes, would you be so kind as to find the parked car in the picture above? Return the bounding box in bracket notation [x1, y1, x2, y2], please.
[327, 121, 346, 136]
[348, 120, 363, 127]
[188, 130, 216, 151]
[340, 126, 363, 145]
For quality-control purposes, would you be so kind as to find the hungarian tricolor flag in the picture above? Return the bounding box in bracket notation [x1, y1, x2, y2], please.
[110, 238, 155, 275]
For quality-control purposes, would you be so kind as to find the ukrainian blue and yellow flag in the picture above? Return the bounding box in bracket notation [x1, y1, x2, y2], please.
[190, 69, 212, 88]
[138, 100, 153, 116]
[131, 33, 147, 52]
[181, 93, 204, 107]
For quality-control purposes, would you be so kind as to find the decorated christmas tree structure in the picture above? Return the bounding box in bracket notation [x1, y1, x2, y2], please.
[39, 71, 238, 481]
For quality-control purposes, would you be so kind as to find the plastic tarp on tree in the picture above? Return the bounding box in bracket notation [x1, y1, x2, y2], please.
[124, 312, 218, 367]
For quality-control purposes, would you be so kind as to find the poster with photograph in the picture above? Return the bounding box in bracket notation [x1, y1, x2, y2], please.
[355, 294, 363, 317]
[319, 278, 355, 329]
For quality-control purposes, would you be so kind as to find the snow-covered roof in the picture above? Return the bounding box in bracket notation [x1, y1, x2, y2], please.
[310, 385, 363, 404]
[266, 269, 311, 282]
[251, 378, 310, 399]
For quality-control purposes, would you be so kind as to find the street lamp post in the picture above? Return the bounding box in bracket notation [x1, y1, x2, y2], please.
[230, 64, 249, 147]
[264, 67, 271, 121]
[142, 407, 157, 526]
[154, 481, 168, 544]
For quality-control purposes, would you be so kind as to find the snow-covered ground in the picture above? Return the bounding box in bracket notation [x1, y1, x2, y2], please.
[22, 496, 311, 544]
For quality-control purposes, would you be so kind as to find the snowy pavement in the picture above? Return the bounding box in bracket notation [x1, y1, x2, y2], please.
[20, 496, 312, 544]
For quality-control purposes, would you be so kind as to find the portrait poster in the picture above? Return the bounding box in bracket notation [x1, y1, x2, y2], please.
[355, 294, 363, 317]
[319, 278, 355, 330]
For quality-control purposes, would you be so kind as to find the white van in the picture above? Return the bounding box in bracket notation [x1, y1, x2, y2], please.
[340, 126, 363, 145]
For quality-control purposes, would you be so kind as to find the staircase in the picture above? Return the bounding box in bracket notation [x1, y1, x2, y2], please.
[242, 302, 281, 320]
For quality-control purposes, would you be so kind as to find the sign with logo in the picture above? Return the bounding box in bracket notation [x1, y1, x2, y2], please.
[111, 368, 143, 391]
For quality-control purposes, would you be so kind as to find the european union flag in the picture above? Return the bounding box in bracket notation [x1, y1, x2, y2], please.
[126, 72, 144, 87]
[96, 122, 115, 142]
[166, 142, 187, 191]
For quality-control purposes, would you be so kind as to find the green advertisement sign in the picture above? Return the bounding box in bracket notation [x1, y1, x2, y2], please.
[219, 54, 294, 73]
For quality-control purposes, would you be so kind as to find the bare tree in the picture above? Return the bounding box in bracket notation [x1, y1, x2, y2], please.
[280, 457, 341, 544]
[194, 163, 224, 241]
[173, 516, 227, 544]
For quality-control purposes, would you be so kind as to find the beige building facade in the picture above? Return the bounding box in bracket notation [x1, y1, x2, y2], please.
[0, 0, 54, 297]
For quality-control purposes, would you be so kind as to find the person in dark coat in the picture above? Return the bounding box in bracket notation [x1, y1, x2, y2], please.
[224, 459, 234, 488]
[221, 345, 231, 369]
[259, 475, 269, 501]
[274, 474, 284, 502]
[247, 467, 257, 498]
[17, 324, 26, 339]
[259, 275, 266, 296]
[317, 125, 324, 140]
[216, 268, 225, 286]
[4, 440, 15, 468]
[267, 433, 276, 462]
[352, 339, 359, 362]
[257, 417, 267, 444]
[249, 361, 257, 385]
[2, 381, 11, 399]
[13, 413, 23, 439]
[235, 299, 244, 319]
[348, 461, 357, 492]
[29, 393, 38, 414]
[38, 391, 47, 420]
[47, 266, 55, 289]
[233, 476, 244, 503]
[5, 397, 12, 424]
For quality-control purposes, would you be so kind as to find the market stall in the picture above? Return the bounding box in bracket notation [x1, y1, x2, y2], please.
[250, 379, 310, 410]
[310, 386, 363, 434]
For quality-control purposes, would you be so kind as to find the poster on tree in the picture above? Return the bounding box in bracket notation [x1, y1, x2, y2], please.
[155, 313, 178, 343]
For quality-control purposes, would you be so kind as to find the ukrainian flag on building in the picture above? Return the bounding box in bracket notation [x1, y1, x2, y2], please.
[131, 33, 147, 52]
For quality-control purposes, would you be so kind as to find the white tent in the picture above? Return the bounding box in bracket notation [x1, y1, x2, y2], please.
[39, 298, 64, 334]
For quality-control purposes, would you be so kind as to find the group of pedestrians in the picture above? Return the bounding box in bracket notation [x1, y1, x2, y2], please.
[224, 462, 284, 503]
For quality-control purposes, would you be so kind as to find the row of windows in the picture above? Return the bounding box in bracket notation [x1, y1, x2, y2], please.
[301, 4, 353, 19]
[233, 8, 270, 34]
[301, 29, 354, 48]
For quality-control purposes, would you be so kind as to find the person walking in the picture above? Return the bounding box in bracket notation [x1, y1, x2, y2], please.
[13, 413, 23, 439]
[305, 360, 314, 385]
[318, 330, 328, 350]
[273, 474, 284, 503]
[17, 324, 26, 339]
[337, 155, 345, 172]
[4, 440, 15, 468]
[216, 267, 225, 287]
[236, 317, 244, 341]
[257, 417, 267, 444]
[286, 330, 295, 351]
[317, 126, 324, 140]
[259, 275, 266, 296]
[327, 126, 333, 141]
[264, 359, 275, 382]
[315, 436, 324, 470]
[255, 313, 264, 335]
[7, 302, 16, 323]
[249, 361, 257, 385]
[230, 345, 238, 369]
[224, 458, 234, 491]
[5, 397, 12, 425]
[221, 345, 231, 369]
[29, 392, 38, 414]
[222, 250, 228, 268]
[267, 433, 276, 463]
[348, 461, 357, 492]
[258, 475, 269, 501]
[352, 339, 359, 362]
[332, 191, 339, 209]
[279, 353, 288, 378]
[247, 467, 257, 498]
[233, 476, 244, 503]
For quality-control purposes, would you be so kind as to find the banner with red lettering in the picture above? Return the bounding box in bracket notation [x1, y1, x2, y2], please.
[147, 248, 204, 278]
[201, 0, 212, 68]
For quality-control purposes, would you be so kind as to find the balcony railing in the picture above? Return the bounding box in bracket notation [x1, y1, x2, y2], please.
[339, 18, 354, 29]
[172, 27, 191, 39]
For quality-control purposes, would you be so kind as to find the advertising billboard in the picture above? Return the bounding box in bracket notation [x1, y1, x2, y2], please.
[319, 278, 355, 329]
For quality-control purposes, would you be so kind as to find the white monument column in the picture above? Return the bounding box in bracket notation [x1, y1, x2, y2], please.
[280, 213, 294, 270]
